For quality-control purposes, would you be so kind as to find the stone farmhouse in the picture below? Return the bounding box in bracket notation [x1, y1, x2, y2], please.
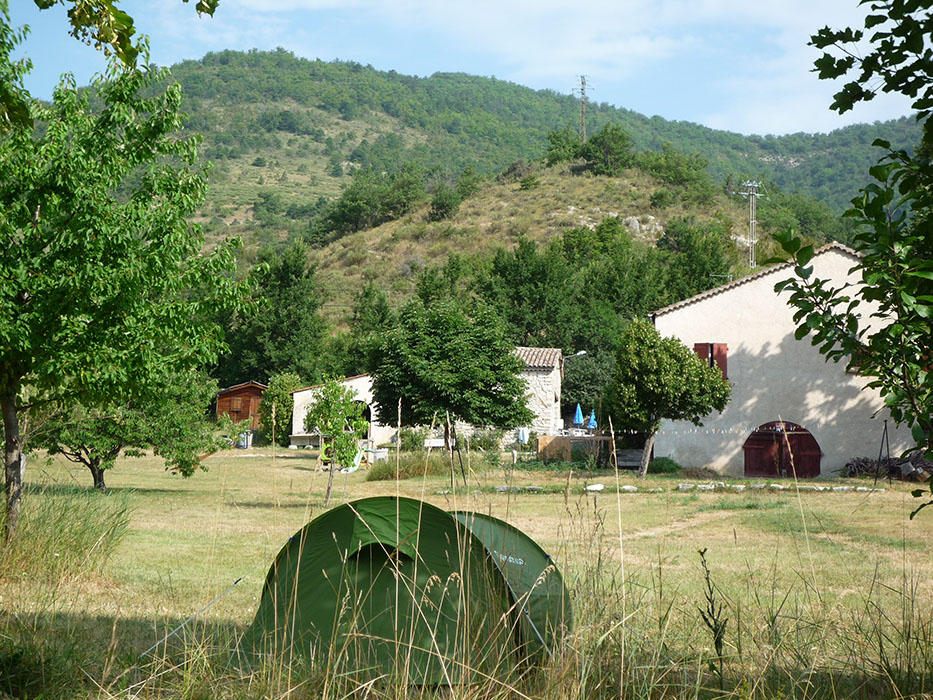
[289, 346, 563, 449]
[651, 242, 911, 478]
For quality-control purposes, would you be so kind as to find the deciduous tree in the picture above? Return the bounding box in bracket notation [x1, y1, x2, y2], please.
[34, 371, 219, 491]
[371, 298, 533, 450]
[0, 52, 246, 537]
[608, 319, 731, 478]
[304, 378, 368, 506]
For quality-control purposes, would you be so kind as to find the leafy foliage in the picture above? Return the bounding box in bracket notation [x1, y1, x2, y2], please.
[561, 351, 617, 422]
[545, 123, 581, 166]
[34, 371, 218, 490]
[580, 123, 637, 176]
[0, 2, 31, 130]
[216, 242, 326, 387]
[303, 377, 369, 505]
[474, 218, 671, 355]
[658, 217, 738, 301]
[810, 1, 933, 120]
[32, 0, 218, 68]
[0, 56, 247, 535]
[609, 319, 731, 477]
[370, 298, 533, 442]
[259, 372, 303, 446]
[429, 182, 461, 221]
[311, 164, 427, 240]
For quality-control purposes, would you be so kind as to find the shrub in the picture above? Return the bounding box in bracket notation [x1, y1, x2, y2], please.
[398, 427, 428, 452]
[366, 454, 450, 481]
[429, 184, 461, 221]
[650, 189, 676, 209]
[519, 174, 540, 191]
[647, 457, 681, 474]
[467, 428, 504, 452]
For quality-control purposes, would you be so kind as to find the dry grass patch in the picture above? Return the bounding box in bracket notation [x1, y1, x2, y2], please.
[2, 451, 931, 698]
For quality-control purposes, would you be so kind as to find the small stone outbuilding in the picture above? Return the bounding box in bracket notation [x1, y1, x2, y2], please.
[514, 346, 563, 438]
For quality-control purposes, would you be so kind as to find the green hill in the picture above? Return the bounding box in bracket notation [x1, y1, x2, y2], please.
[165, 48, 921, 256]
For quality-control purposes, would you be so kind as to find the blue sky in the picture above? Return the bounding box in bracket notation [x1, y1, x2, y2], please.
[10, 0, 916, 136]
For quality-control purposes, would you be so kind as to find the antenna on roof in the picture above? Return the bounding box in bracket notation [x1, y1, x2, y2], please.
[736, 181, 763, 268]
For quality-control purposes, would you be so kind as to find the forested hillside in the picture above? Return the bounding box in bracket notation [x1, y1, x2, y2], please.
[165, 48, 920, 238]
[162, 49, 920, 396]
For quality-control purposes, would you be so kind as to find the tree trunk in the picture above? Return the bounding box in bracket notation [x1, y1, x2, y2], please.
[2, 386, 23, 541]
[88, 462, 107, 492]
[323, 437, 335, 507]
[637, 430, 657, 479]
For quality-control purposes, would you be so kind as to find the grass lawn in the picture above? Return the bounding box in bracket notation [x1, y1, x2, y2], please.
[2, 448, 931, 699]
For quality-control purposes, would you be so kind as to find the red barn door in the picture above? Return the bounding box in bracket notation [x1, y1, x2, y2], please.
[743, 421, 821, 479]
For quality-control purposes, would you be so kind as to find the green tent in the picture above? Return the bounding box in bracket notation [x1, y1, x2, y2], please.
[240, 496, 571, 684]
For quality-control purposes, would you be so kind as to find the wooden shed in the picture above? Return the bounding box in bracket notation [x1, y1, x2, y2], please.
[216, 381, 267, 430]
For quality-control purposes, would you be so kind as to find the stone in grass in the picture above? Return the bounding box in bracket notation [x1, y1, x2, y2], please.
[677, 483, 695, 491]
[728, 484, 746, 492]
[436, 490, 450, 495]
[769, 483, 788, 491]
[832, 485, 854, 492]
[646, 487, 664, 493]
[696, 484, 715, 491]
[713, 482, 726, 490]
[750, 483, 767, 489]
[796, 485, 818, 492]
[496, 485, 524, 493]
[619, 485, 638, 493]
[584, 483, 605, 492]
[525, 486, 543, 493]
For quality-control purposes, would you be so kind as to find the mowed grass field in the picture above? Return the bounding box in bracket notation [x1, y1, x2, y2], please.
[2, 448, 932, 699]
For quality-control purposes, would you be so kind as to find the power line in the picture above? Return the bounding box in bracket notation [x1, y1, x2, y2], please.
[574, 75, 591, 143]
[736, 180, 763, 268]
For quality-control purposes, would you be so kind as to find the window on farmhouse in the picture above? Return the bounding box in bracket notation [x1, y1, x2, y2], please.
[230, 397, 243, 411]
[693, 343, 727, 380]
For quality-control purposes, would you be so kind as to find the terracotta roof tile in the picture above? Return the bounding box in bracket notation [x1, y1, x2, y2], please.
[514, 346, 562, 370]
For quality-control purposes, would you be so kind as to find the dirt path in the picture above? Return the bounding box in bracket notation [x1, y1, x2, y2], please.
[622, 510, 732, 540]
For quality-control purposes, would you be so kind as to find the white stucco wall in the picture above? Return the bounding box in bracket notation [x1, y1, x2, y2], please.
[290, 358, 563, 449]
[653, 247, 911, 476]
[290, 374, 396, 447]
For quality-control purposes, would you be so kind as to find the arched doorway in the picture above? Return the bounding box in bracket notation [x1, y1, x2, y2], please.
[743, 421, 821, 479]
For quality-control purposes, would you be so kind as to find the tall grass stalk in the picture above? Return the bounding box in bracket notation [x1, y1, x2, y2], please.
[0, 484, 130, 584]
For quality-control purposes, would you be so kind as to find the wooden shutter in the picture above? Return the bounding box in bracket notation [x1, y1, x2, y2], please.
[693, 342, 727, 380]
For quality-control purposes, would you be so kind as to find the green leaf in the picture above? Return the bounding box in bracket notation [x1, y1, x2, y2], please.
[797, 245, 815, 266]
